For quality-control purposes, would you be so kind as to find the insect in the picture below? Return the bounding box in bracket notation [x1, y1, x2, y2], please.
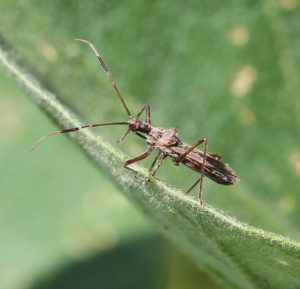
[32, 39, 239, 204]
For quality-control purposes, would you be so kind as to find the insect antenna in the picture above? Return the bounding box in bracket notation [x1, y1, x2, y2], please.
[31, 122, 129, 152]
[75, 38, 132, 118]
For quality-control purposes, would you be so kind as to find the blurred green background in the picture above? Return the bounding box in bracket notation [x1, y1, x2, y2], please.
[0, 0, 299, 288]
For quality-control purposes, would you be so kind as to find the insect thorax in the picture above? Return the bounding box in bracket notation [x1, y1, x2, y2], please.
[147, 127, 179, 148]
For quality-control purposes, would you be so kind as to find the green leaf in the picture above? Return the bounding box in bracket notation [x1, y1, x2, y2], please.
[1, 1, 300, 287]
[1, 39, 299, 289]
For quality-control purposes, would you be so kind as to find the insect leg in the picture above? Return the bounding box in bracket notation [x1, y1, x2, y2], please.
[31, 122, 129, 152]
[134, 132, 147, 139]
[149, 151, 162, 172]
[123, 148, 153, 173]
[151, 154, 167, 177]
[136, 104, 151, 124]
[185, 178, 201, 194]
[174, 138, 207, 204]
[174, 138, 206, 164]
[199, 139, 208, 205]
[119, 128, 131, 143]
[119, 126, 147, 144]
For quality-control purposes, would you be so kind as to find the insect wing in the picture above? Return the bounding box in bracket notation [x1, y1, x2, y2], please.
[170, 145, 239, 185]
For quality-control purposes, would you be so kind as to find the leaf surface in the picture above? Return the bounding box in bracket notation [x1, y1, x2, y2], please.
[1, 43, 299, 289]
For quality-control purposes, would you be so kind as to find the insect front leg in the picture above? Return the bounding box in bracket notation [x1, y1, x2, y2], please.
[136, 104, 151, 125]
[123, 148, 153, 173]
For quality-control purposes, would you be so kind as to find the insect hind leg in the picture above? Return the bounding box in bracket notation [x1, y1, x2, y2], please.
[175, 137, 208, 205]
[185, 178, 201, 194]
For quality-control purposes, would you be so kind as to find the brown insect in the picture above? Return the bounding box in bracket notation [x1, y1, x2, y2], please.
[31, 39, 239, 204]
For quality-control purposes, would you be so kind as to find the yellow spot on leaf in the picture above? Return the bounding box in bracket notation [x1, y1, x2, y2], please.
[231, 65, 257, 98]
[38, 41, 58, 62]
[276, 259, 289, 266]
[288, 149, 300, 177]
[278, 0, 299, 10]
[228, 25, 249, 46]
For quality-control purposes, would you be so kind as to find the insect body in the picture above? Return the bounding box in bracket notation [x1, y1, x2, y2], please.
[32, 39, 239, 204]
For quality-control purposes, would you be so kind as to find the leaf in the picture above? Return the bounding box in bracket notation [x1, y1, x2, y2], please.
[1, 39, 299, 289]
